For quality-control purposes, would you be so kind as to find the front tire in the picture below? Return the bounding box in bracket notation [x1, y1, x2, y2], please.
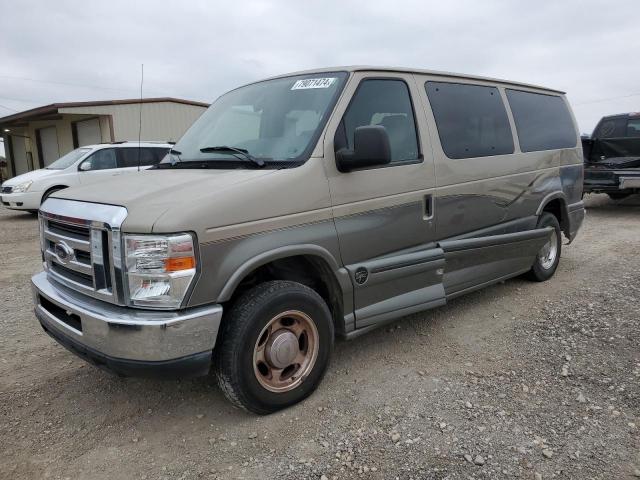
[526, 212, 562, 282]
[214, 281, 334, 414]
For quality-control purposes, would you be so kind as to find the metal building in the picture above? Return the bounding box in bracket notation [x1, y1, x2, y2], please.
[0, 98, 208, 179]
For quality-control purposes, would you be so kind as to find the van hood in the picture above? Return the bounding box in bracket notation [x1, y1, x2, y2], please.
[2, 168, 58, 187]
[53, 168, 280, 232]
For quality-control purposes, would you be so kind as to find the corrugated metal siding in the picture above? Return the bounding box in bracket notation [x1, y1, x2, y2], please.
[59, 102, 206, 142]
[26, 118, 75, 167]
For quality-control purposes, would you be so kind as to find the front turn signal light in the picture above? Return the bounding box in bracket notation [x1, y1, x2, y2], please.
[164, 256, 196, 272]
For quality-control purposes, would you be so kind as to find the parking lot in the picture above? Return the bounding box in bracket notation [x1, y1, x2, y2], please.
[0, 194, 638, 480]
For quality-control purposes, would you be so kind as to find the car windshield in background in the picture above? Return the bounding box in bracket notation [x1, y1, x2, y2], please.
[46, 147, 91, 170]
[167, 72, 348, 166]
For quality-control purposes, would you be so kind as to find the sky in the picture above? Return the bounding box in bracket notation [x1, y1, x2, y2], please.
[1, 0, 640, 157]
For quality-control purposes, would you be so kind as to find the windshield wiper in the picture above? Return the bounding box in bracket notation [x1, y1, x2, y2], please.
[199, 146, 265, 167]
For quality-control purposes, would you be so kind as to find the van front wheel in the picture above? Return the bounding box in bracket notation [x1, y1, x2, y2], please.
[214, 281, 334, 414]
[526, 212, 562, 282]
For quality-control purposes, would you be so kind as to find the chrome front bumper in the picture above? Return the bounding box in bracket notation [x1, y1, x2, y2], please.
[32, 271, 222, 376]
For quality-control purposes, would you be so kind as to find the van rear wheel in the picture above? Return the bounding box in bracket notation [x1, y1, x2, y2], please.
[214, 281, 334, 414]
[526, 212, 562, 282]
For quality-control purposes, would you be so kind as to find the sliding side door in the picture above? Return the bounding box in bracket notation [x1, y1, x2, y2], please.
[416, 76, 551, 296]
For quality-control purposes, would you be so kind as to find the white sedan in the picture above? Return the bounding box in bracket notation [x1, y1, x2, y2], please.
[1, 142, 170, 212]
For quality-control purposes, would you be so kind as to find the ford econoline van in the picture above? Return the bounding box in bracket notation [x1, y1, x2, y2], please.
[31, 67, 584, 414]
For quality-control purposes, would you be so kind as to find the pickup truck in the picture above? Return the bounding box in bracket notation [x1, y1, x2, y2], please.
[583, 112, 640, 199]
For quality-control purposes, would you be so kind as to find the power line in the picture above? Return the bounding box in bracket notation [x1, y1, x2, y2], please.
[0, 102, 19, 112]
[573, 92, 640, 107]
[0, 74, 145, 94]
[0, 94, 60, 104]
[0, 77, 193, 107]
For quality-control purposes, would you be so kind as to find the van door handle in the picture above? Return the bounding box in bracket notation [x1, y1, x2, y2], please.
[423, 194, 434, 220]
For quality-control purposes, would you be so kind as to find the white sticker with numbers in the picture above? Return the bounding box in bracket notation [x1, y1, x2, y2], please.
[291, 78, 336, 90]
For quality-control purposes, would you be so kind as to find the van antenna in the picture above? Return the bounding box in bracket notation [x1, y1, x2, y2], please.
[137, 63, 144, 171]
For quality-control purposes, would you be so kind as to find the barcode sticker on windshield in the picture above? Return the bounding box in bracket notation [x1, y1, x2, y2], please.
[291, 78, 336, 90]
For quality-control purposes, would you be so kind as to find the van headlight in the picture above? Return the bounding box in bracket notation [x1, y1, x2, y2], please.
[11, 180, 33, 193]
[124, 233, 197, 309]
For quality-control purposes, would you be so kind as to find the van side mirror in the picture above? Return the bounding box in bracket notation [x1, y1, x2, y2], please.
[79, 161, 92, 171]
[336, 125, 392, 172]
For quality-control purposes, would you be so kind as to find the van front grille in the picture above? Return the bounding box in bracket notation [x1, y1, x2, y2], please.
[50, 262, 94, 288]
[74, 249, 92, 265]
[39, 200, 127, 305]
[47, 219, 91, 241]
[40, 211, 121, 304]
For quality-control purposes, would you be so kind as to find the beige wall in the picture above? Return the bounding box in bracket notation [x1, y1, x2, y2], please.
[2, 128, 34, 177]
[4, 101, 206, 178]
[59, 102, 206, 143]
[23, 114, 106, 169]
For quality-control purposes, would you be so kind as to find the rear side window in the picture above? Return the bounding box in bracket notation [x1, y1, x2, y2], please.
[506, 90, 577, 152]
[594, 117, 626, 138]
[119, 147, 169, 167]
[425, 82, 514, 159]
[337, 79, 420, 163]
[625, 118, 640, 138]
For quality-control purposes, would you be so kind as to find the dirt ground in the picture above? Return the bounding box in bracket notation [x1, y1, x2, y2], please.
[1, 194, 638, 480]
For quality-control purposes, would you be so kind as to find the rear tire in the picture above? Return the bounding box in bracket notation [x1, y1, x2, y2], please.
[526, 212, 562, 282]
[214, 280, 334, 415]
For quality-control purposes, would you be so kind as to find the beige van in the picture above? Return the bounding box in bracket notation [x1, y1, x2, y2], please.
[32, 67, 585, 414]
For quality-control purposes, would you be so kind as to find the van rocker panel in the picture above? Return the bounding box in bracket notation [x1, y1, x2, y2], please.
[347, 248, 446, 328]
[439, 227, 552, 295]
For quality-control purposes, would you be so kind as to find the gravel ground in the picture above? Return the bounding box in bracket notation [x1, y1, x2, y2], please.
[0, 194, 638, 480]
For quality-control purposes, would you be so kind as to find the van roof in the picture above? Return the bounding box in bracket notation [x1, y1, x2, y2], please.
[259, 66, 565, 95]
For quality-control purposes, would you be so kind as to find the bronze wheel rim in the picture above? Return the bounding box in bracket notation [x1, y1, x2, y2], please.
[253, 310, 319, 393]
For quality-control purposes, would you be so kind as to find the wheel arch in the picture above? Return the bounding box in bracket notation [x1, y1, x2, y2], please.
[217, 245, 352, 335]
[41, 185, 69, 204]
[536, 192, 570, 238]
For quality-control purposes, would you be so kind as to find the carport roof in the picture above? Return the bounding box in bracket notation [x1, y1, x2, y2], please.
[0, 97, 209, 125]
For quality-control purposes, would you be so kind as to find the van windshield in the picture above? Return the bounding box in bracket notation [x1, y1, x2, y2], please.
[46, 147, 91, 170]
[167, 72, 348, 167]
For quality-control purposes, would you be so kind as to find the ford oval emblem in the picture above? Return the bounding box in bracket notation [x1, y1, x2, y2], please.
[54, 241, 75, 265]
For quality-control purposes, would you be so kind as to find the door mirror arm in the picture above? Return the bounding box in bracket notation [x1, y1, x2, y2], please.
[335, 125, 392, 172]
